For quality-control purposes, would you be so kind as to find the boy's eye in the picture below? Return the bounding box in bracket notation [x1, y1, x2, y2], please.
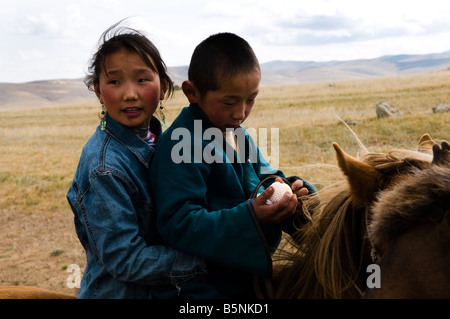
[221, 99, 235, 106]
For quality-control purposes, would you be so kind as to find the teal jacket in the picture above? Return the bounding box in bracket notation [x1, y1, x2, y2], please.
[149, 103, 312, 298]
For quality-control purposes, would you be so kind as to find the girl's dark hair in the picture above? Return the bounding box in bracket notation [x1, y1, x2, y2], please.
[188, 32, 260, 97]
[84, 20, 174, 98]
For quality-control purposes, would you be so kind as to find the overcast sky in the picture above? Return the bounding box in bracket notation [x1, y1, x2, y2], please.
[2, 0, 450, 83]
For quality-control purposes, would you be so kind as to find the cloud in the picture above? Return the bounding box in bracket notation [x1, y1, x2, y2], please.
[18, 49, 46, 61]
[251, 3, 450, 48]
[267, 13, 358, 45]
[2, 0, 450, 82]
[281, 14, 357, 31]
[8, 14, 63, 38]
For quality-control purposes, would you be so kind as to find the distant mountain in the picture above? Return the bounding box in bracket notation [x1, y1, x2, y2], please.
[168, 66, 189, 88]
[2, 51, 450, 108]
[0, 79, 96, 109]
[169, 51, 450, 86]
[258, 51, 450, 85]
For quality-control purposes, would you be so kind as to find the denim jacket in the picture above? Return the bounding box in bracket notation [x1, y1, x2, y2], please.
[67, 114, 206, 299]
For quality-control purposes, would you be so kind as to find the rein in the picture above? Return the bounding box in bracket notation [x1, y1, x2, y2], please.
[250, 175, 292, 299]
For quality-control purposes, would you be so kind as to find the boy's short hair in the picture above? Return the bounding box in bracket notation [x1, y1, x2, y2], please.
[188, 32, 260, 97]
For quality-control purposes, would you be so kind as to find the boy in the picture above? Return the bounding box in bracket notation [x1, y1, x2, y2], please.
[149, 33, 315, 298]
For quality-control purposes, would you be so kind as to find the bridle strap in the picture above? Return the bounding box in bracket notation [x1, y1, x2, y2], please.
[365, 207, 381, 263]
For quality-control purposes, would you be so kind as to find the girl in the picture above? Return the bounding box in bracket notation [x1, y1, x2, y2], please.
[67, 21, 205, 299]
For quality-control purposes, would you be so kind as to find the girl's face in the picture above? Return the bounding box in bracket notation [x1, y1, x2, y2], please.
[196, 69, 261, 132]
[95, 48, 167, 129]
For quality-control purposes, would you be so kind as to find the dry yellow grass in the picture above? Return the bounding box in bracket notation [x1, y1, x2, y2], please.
[246, 70, 450, 187]
[0, 70, 449, 296]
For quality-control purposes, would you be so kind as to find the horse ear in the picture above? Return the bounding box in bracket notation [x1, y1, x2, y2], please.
[432, 141, 450, 166]
[333, 143, 383, 206]
[417, 133, 435, 153]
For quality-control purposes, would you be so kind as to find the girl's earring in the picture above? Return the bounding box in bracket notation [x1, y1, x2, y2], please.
[160, 100, 167, 127]
[100, 105, 107, 130]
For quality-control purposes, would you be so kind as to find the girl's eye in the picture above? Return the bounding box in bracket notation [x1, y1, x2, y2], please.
[138, 78, 149, 83]
[108, 80, 119, 85]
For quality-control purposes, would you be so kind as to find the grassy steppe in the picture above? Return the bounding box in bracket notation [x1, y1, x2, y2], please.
[1, 70, 449, 296]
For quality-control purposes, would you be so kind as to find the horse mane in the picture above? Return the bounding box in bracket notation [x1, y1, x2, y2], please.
[369, 164, 450, 253]
[274, 183, 367, 298]
[274, 144, 433, 299]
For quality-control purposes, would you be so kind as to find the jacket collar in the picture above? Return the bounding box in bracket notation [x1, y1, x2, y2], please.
[103, 114, 162, 168]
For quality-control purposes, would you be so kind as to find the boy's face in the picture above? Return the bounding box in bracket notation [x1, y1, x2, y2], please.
[196, 70, 261, 132]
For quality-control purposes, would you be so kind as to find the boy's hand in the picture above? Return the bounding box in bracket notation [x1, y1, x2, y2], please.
[251, 177, 310, 224]
[252, 183, 298, 224]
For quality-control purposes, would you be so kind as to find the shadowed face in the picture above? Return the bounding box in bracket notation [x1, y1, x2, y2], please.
[192, 69, 261, 132]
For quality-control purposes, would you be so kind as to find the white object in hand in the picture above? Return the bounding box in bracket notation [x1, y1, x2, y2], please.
[267, 181, 293, 204]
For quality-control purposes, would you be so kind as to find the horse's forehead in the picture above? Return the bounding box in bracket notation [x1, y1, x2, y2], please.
[390, 150, 433, 162]
[369, 165, 450, 254]
[341, 151, 432, 206]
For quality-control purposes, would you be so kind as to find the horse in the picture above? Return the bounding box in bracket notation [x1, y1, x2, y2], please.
[273, 133, 447, 298]
[364, 140, 450, 298]
[0, 286, 75, 299]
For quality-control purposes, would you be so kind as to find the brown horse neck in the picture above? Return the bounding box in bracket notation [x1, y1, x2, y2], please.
[366, 224, 450, 299]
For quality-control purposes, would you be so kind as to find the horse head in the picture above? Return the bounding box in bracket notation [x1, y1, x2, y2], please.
[333, 134, 435, 207]
[275, 134, 436, 299]
[364, 139, 450, 298]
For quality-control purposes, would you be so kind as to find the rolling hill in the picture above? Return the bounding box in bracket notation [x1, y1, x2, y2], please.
[259, 50, 450, 85]
[0, 79, 95, 109]
[1, 50, 450, 109]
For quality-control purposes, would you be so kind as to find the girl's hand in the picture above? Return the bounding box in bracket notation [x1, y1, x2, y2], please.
[289, 178, 309, 214]
[290, 178, 309, 198]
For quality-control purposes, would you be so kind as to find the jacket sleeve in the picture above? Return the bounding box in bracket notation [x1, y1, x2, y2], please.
[150, 142, 273, 277]
[76, 169, 179, 285]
